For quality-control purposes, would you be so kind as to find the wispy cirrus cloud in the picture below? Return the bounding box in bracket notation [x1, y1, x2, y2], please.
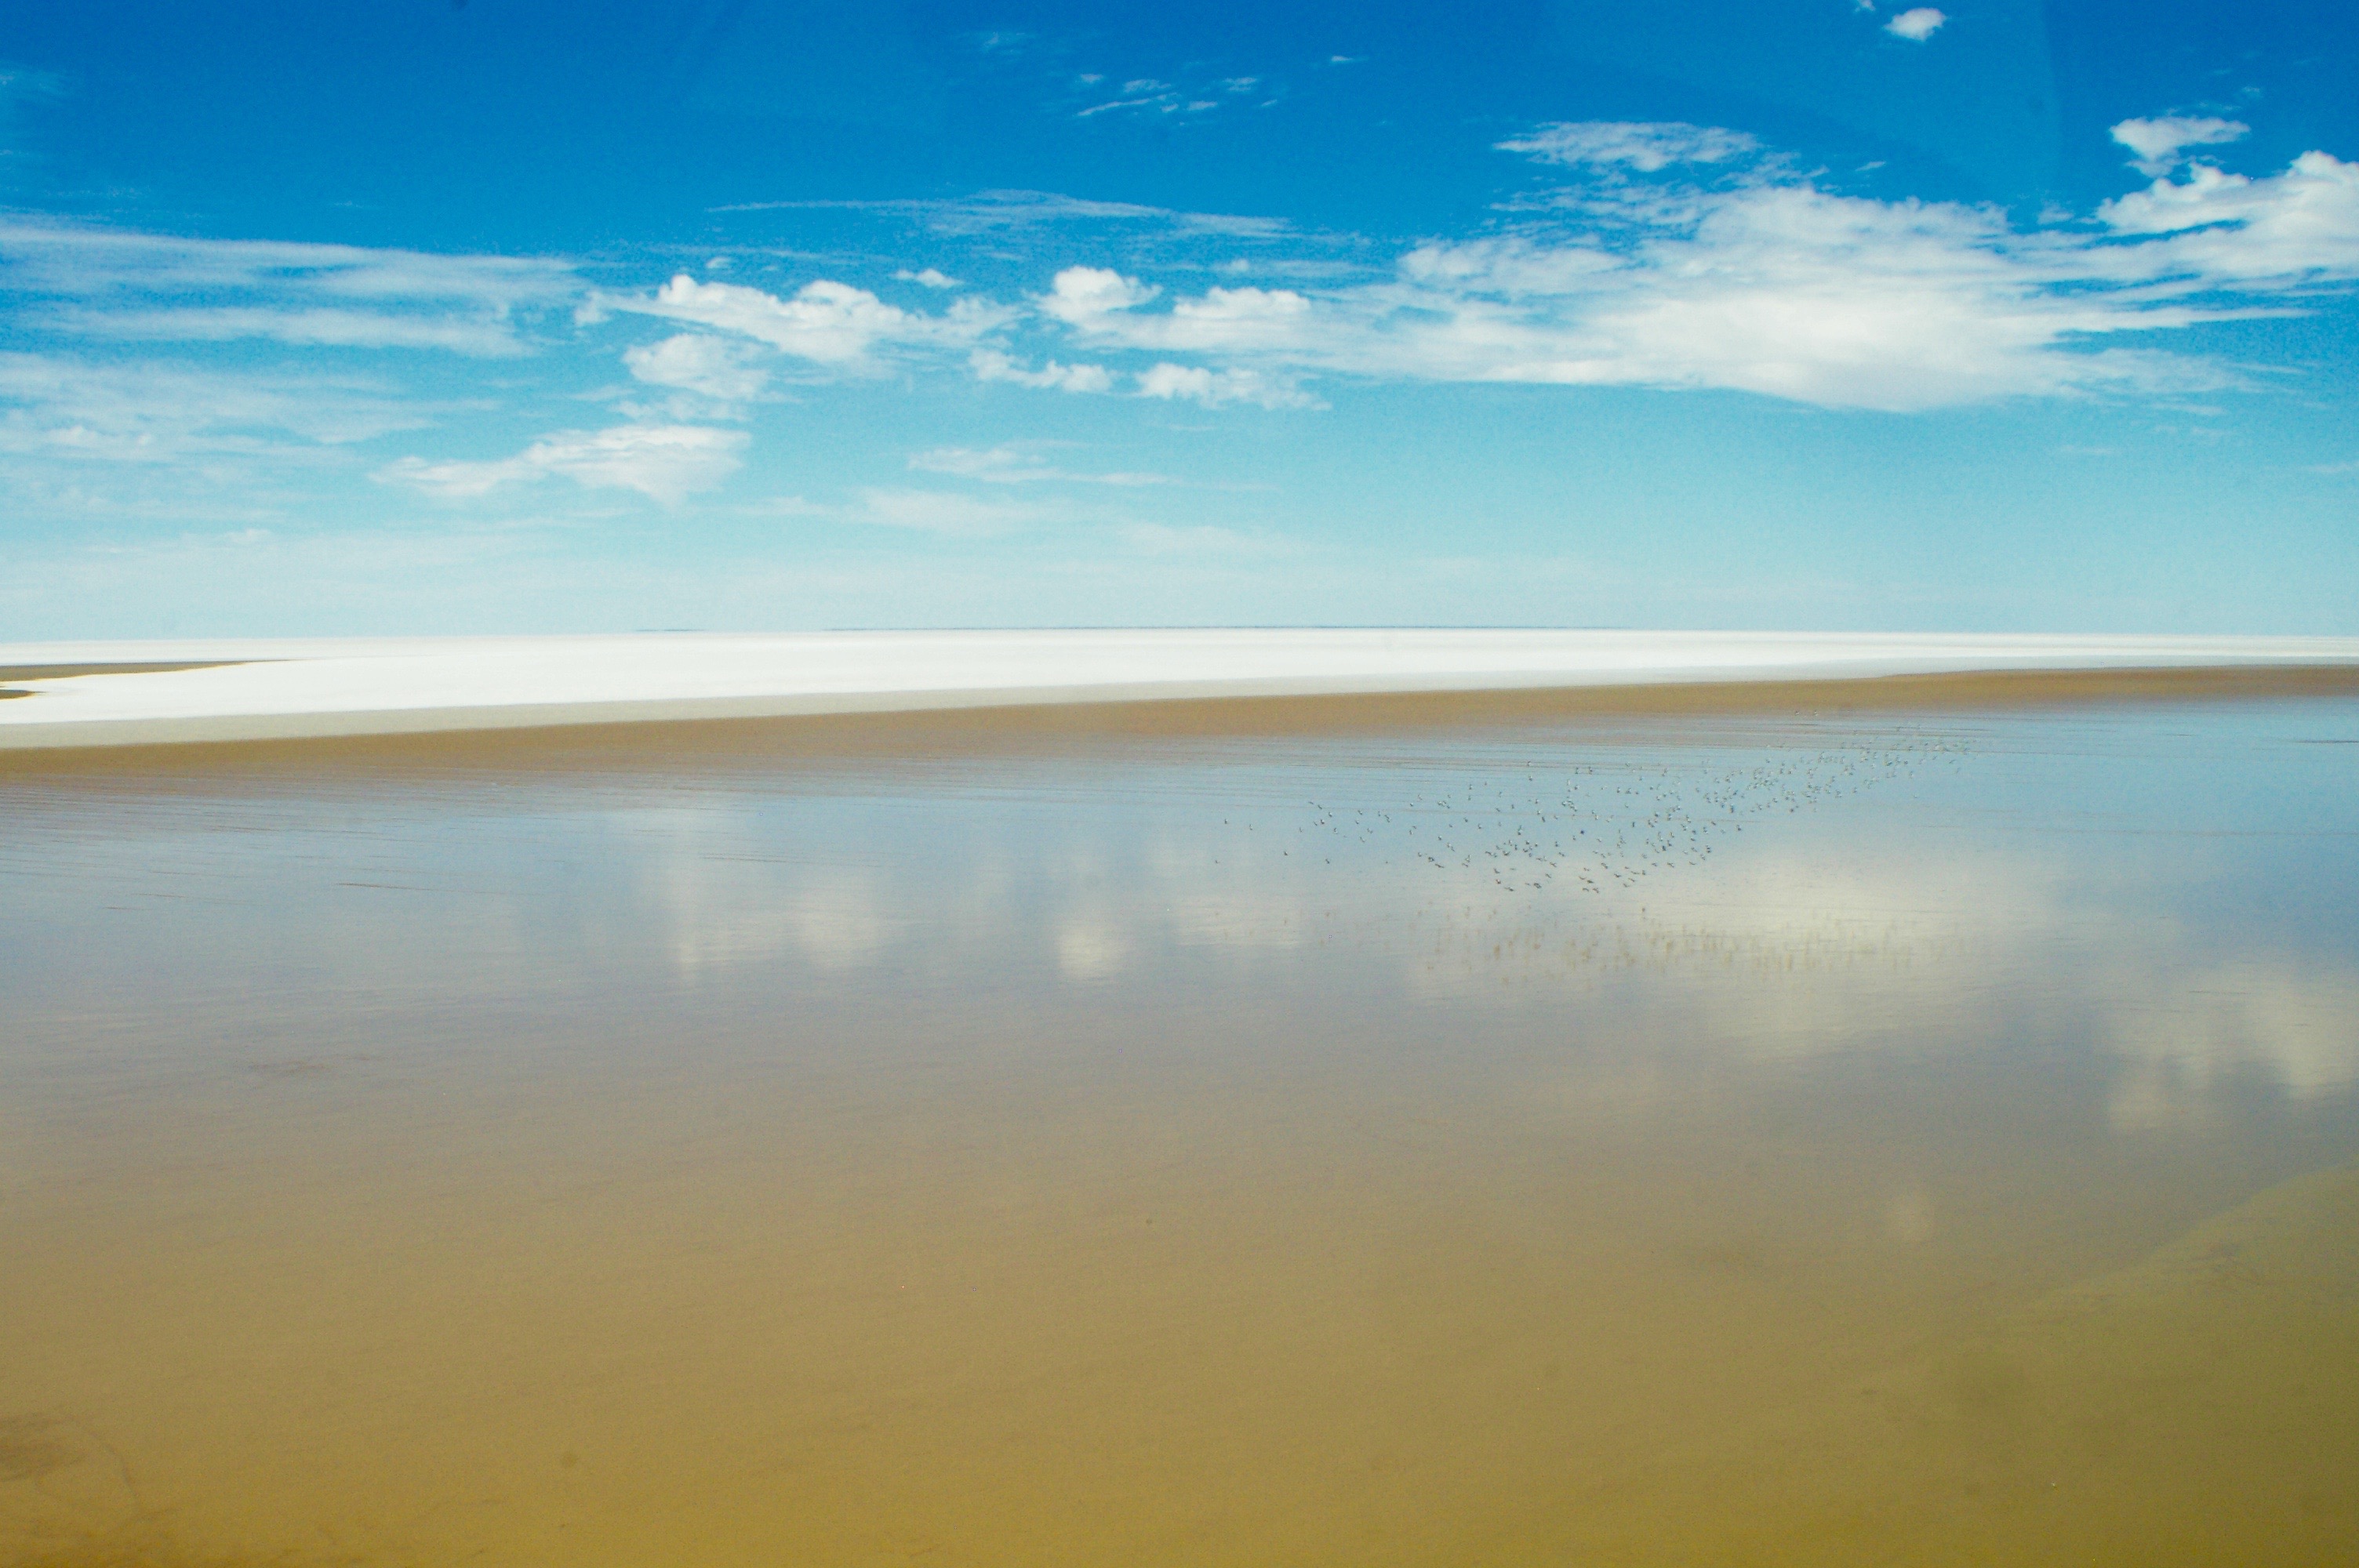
[0, 220, 576, 357]
[775, 486, 1052, 537]
[707, 188, 1292, 241]
[1117, 520, 1296, 556]
[0, 63, 65, 119]
[909, 443, 1171, 486]
[0, 351, 435, 462]
[58, 305, 536, 356]
[1071, 71, 1263, 122]
[1499, 122, 1758, 172]
[376, 423, 746, 506]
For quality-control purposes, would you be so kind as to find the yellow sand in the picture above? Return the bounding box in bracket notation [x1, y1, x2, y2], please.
[3, 1073, 2350, 1568]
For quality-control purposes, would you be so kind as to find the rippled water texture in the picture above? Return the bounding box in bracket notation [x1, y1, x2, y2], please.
[4, 697, 2357, 1566]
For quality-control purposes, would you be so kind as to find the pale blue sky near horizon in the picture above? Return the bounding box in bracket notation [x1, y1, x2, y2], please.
[2, 0, 2355, 638]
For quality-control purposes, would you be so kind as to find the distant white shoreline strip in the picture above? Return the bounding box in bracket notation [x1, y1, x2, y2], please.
[4, 630, 2357, 750]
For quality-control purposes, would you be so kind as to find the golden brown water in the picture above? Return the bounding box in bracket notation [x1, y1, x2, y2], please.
[4, 698, 2357, 1564]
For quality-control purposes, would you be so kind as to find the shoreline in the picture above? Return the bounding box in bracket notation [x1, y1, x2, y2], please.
[5, 662, 2357, 780]
[4, 630, 2359, 757]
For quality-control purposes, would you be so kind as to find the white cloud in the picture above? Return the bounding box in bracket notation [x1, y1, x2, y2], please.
[1499, 122, 1759, 172]
[1072, 73, 1241, 121]
[0, 352, 433, 462]
[623, 333, 769, 401]
[909, 444, 1169, 485]
[612, 274, 1003, 368]
[895, 267, 961, 289]
[2093, 152, 2359, 284]
[1136, 362, 1320, 408]
[1041, 266, 1160, 324]
[1397, 238, 1623, 295]
[1007, 120, 2359, 413]
[1078, 91, 1170, 118]
[711, 190, 1289, 241]
[620, 274, 910, 364]
[2111, 115, 2250, 177]
[1884, 7, 1946, 41]
[1041, 270, 1319, 360]
[0, 220, 575, 358]
[1164, 285, 1315, 350]
[838, 488, 1045, 536]
[0, 222, 573, 306]
[59, 305, 533, 356]
[377, 423, 745, 506]
[969, 348, 1115, 392]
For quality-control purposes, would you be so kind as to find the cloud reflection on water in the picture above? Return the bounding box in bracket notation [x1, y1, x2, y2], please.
[624, 730, 2358, 1137]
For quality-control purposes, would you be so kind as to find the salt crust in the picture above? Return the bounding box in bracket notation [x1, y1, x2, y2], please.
[3, 630, 2357, 749]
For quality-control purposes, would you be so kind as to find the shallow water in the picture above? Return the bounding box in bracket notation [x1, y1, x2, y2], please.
[3, 699, 2356, 1566]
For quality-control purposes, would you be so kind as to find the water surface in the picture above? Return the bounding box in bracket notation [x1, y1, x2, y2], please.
[4, 698, 2357, 1565]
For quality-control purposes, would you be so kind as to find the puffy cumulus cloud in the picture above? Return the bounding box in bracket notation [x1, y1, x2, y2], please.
[624, 275, 905, 363]
[1367, 189, 2171, 408]
[377, 423, 746, 506]
[1014, 120, 2359, 412]
[2094, 152, 2359, 281]
[1163, 285, 1315, 350]
[1040, 265, 1160, 324]
[993, 274, 1321, 400]
[2111, 115, 2249, 177]
[969, 348, 1115, 392]
[615, 274, 1005, 368]
[623, 333, 769, 401]
[1498, 122, 1758, 172]
[1136, 361, 1321, 408]
[1041, 274, 1321, 362]
[1884, 7, 1946, 40]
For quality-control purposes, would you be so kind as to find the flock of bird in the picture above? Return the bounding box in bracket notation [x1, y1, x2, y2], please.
[1287, 735, 1970, 899]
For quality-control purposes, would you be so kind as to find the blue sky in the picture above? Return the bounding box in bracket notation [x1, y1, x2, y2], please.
[2, 0, 2355, 637]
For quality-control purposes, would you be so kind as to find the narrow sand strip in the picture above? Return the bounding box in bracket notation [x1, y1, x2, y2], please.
[2, 630, 2357, 751]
